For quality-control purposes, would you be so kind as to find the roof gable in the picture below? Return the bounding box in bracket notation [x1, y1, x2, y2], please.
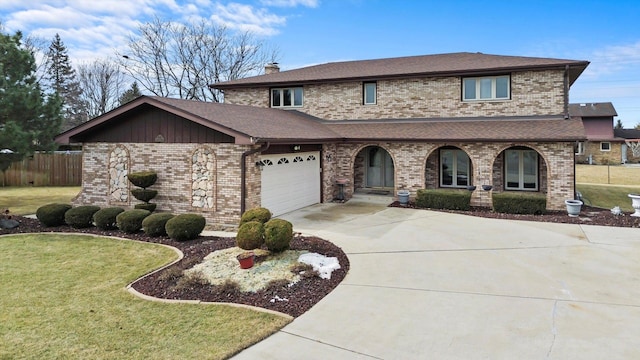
[212, 52, 589, 89]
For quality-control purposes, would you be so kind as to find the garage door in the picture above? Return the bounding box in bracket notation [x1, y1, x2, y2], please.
[260, 151, 321, 216]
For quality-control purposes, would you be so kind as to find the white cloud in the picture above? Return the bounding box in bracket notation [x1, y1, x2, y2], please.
[582, 41, 640, 78]
[210, 2, 286, 36]
[260, 0, 318, 7]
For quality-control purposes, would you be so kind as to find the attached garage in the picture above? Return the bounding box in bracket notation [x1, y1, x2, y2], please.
[260, 151, 321, 216]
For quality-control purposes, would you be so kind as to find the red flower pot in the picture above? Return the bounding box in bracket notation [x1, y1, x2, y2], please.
[237, 252, 255, 269]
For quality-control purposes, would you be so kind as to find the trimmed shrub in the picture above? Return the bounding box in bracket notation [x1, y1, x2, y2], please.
[239, 207, 272, 226]
[415, 189, 471, 210]
[36, 203, 72, 227]
[264, 218, 293, 252]
[116, 209, 151, 233]
[165, 213, 206, 241]
[134, 203, 157, 212]
[127, 171, 157, 189]
[93, 207, 125, 230]
[65, 205, 101, 228]
[236, 221, 265, 250]
[142, 212, 175, 237]
[131, 189, 158, 203]
[492, 192, 547, 215]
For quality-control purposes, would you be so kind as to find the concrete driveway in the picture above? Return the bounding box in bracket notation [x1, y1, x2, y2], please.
[232, 195, 640, 359]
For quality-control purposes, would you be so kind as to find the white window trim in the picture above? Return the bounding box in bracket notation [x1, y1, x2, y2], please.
[600, 142, 611, 152]
[462, 75, 510, 101]
[363, 82, 377, 105]
[271, 87, 303, 108]
[575, 142, 585, 155]
[440, 149, 470, 188]
[505, 149, 538, 191]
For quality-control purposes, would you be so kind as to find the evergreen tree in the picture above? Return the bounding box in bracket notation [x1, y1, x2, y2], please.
[118, 81, 143, 106]
[615, 119, 623, 129]
[45, 33, 87, 130]
[0, 29, 62, 159]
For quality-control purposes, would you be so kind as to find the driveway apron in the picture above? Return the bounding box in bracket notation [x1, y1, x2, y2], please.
[232, 196, 640, 359]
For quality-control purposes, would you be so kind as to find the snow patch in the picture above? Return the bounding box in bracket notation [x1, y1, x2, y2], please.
[270, 295, 289, 303]
[298, 253, 341, 279]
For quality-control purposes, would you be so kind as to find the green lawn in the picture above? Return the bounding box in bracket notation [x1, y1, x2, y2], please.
[0, 234, 290, 360]
[0, 186, 81, 215]
[576, 165, 640, 211]
[576, 184, 640, 212]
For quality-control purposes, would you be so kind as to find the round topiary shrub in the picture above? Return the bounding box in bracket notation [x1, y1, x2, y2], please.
[264, 218, 293, 252]
[239, 207, 272, 226]
[65, 205, 101, 228]
[236, 221, 265, 250]
[131, 189, 158, 203]
[36, 203, 72, 227]
[116, 209, 151, 233]
[134, 203, 157, 212]
[127, 171, 158, 189]
[142, 212, 175, 237]
[165, 213, 206, 241]
[93, 207, 125, 230]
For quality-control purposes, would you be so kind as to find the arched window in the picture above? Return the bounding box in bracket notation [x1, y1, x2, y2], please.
[505, 148, 538, 190]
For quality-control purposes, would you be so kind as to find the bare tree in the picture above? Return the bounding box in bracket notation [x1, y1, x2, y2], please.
[77, 59, 127, 119]
[118, 17, 278, 102]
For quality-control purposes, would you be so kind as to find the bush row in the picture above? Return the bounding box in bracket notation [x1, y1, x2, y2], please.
[492, 192, 547, 215]
[415, 189, 471, 210]
[35, 203, 205, 241]
[414, 188, 547, 215]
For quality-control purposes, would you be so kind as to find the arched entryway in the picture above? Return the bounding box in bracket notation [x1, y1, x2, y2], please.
[354, 146, 395, 191]
[425, 146, 473, 189]
[492, 146, 547, 193]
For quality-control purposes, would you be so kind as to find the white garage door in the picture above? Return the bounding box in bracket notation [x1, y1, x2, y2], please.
[260, 151, 321, 216]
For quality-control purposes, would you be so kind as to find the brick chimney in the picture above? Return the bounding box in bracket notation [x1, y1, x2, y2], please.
[264, 63, 280, 74]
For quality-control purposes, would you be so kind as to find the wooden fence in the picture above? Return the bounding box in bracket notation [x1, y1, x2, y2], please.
[1, 152, 82, 186]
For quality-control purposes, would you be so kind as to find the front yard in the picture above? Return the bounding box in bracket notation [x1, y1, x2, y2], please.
[0, 234, 290, 359]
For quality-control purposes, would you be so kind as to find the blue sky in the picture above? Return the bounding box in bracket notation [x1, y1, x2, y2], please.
[1, 0, 639, 127]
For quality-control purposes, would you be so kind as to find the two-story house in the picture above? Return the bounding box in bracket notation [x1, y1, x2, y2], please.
[56, 52, 588, 224]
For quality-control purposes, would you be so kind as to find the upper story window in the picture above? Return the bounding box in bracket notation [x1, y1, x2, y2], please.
[271, 87, 303, 108]
[363, 82, 377, 105]
[462, 75, 510, 101]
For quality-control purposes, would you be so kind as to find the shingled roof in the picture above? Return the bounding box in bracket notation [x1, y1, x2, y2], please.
[569, 102, 617, 117]
[55, 96, 586, 145]
[212, 52, 589, 89]
[324, 117, 586, 142]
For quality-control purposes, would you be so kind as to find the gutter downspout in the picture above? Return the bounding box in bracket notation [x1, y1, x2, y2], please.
[240, 141, 270, 215]
[563, 64, 570, 119]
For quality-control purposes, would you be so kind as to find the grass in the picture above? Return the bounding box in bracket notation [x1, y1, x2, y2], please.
[576, 164, 640, 211]
[0, 186, 81, 215]
[576, 164, 640, 185]
[0, 234, 290, 360]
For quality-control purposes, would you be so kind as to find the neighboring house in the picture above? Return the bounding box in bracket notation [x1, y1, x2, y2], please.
[613, 128, 640, 164]
[56, 52, 588, 225]
[569, 102, 624, 164]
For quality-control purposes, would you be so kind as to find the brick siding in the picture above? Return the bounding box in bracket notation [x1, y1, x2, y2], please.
[224, 70, 565, 119]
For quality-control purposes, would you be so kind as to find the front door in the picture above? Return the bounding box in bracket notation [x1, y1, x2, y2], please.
[365, 147, 394, 188]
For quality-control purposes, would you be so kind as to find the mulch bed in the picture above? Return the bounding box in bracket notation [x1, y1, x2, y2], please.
[0, 216, 349, 318]
[389, 202, 640, 228]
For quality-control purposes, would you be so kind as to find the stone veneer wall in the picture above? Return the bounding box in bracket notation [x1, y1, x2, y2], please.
[223, 70, 565, 119]
[108, 145, 129, 203]
[322, 141, 575, 210]
[75, 142, 255, 225]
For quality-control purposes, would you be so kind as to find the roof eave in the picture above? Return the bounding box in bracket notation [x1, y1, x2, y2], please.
[212, 62, 590, 90]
